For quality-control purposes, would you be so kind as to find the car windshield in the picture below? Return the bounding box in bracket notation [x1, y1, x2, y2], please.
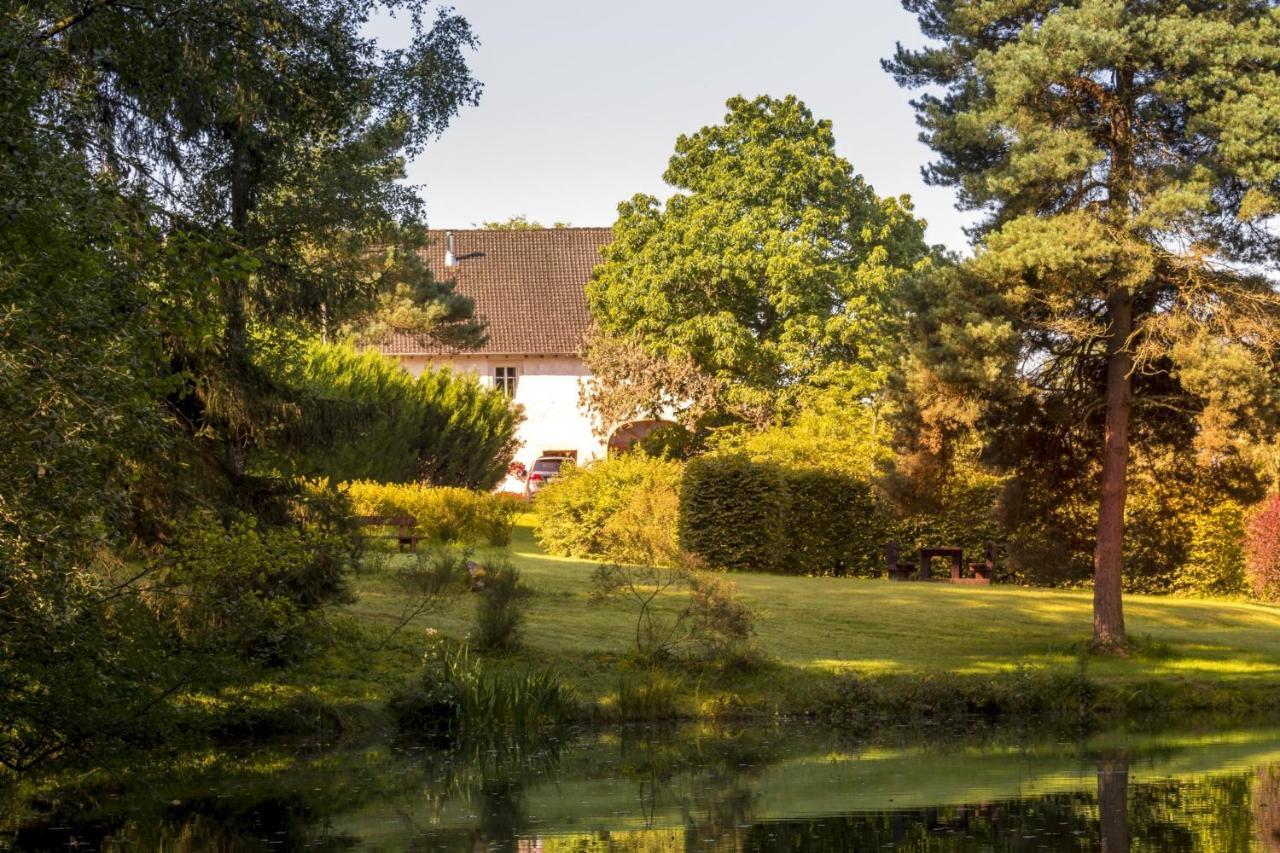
[531, 458, 565, 473]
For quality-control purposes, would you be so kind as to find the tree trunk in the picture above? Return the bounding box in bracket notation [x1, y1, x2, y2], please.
[1097, 755, 1130, 852]
[223, 138, 252, 481]
[1092, 286, 1132, 650]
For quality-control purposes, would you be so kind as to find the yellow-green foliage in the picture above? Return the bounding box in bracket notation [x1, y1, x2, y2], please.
[343, 481, 519, 546]
[1175, 501, 1248, 598]
[533, 454, 683, 560]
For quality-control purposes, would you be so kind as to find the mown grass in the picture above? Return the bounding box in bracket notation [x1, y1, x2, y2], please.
[209, 512, 1280, 732]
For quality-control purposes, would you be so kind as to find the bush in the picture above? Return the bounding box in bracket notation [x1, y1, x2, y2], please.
[165, 492, 358, 663]
[678, 454, 788, 572]
[476, 562, 530, 651]
[343, 481, 518, 546]
[1175, 501, 1248, 598]
[290, 342, 522, 490]
[534, 454, 683, 560]
[1247, 494, 1280, 602]
[677, 455, 886, 576]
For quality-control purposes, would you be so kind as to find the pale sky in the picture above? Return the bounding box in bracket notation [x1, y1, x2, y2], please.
[368, 1, 975, 253]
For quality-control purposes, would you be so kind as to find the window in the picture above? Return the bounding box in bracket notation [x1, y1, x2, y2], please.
[494, 365, 518, 396]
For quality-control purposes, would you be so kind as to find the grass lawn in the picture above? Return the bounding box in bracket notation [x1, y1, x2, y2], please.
[294, 511, 1280, 724]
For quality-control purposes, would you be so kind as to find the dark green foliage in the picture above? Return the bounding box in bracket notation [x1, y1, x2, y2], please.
[165, 488, 358, 664]
[476, 563, 530, 651]
[2, 0, 483, 769]
[782, 469, 883, 577]
[292, 342, 522, 489]
[679, 455, 788, 573]
[679, 456, 882, 575]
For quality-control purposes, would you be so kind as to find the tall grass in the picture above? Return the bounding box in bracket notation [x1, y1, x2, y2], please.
[389, 643, 574, 735]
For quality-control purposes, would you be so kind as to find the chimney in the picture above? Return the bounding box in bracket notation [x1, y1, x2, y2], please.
[444, 230, 457, 267]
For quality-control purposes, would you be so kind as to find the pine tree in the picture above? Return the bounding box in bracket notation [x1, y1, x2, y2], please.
[890, 1, 1280, 648]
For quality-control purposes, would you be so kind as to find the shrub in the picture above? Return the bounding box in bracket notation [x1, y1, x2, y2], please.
[165, 494, 358, 663]
[289, 341, 522, 490]
[533, 454, 683, 560]
[343, 481, 517, 546]
[678, 454, 788, 572]
[476, 561, 531, 651]
[1175, 501, 1248, 598]
[590, 557, 756, 662]
[1247, 494, 1280, 602]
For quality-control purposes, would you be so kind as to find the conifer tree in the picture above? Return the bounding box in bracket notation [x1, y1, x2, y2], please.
[890, 1, 1280, 648]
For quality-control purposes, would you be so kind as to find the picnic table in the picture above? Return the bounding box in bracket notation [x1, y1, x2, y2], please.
[883, 540, 996, 585]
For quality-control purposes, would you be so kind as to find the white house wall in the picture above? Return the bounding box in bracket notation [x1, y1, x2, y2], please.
[396, 353, 607, 491]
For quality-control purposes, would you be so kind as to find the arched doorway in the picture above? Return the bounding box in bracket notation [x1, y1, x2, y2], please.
[607, 419, 675, 455]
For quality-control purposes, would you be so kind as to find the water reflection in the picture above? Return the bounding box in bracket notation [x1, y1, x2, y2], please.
[6, 724, 1280, 851]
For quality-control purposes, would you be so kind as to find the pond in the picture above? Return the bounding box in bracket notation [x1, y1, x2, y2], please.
[5, 723, 1280, 850]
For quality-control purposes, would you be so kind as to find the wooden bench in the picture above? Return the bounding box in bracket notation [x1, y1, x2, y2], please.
[355, 515, 427, 553]
[962, 541, 997, 586]
[884, 540, 915, 580]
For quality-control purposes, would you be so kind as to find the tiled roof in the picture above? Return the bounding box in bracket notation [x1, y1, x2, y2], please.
[378, 227, 612, 356]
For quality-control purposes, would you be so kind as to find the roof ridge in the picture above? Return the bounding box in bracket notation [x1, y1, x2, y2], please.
[424, 226, 612, 234]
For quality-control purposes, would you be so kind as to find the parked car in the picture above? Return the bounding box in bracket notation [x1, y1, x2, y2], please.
[524, 455, 570, 497]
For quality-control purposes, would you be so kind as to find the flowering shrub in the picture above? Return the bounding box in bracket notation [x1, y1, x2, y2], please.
[1246, 494, 1280, 602]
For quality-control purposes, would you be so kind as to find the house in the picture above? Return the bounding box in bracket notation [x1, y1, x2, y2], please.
[378, 227, 618, 489]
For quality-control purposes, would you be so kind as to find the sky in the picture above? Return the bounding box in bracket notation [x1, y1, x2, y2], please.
[367, 1, 975, 254]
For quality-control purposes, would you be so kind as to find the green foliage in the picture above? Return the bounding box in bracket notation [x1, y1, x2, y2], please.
[587, 94, 929, 426]
[389, 643, 574, 736]
[678, 454, 883, 576]
[2, 0, 483, 768]
[291, 342, 522, 490]
[166, 498, 357, 663]
[344, 481, 519, 546]
[475, 562, 531, 651]
[891, 0, 1280, 643]
[887, 455, 1007, 579]
[782, 469, 883, 577]
[533, 455, 684, 560]
[616, 667, 682, 722]
[678, 455, 788, 573]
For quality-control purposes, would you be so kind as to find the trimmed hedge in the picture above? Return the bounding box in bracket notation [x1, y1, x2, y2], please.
[678, 455, 883, 575]
[782, 468, 882, 576]
[678, 455, 788, 573]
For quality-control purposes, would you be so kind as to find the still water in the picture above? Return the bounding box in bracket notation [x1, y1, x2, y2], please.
[5, 724, 1280, 851]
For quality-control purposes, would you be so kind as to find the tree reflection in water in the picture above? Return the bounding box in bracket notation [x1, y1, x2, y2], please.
[7, 726, 1280, 851]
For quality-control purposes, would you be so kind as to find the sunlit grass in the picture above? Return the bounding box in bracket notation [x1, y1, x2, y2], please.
[325, 512, 1280, 717]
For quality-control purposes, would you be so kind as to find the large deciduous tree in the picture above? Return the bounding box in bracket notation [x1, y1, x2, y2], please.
[889, 0, 1280, 648]
[585, 95, 929, 429]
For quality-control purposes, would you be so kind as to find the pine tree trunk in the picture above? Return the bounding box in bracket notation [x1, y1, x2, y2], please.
[1093, 286, 1132, 650]
[1097, 755, 1130, 852]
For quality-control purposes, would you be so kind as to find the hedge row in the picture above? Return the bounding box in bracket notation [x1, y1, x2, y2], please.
[678, 454, 884, 575]
[342, 481, 520, 547]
